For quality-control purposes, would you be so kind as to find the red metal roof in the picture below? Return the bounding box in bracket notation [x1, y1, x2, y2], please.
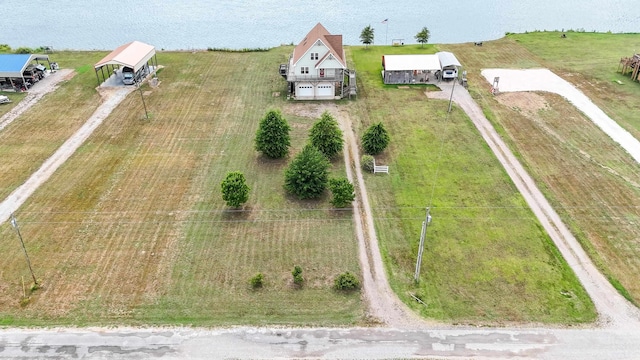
[292, 23, 345, 68]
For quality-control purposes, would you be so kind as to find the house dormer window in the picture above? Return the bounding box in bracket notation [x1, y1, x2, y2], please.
[310, 53, 318, 60]
[301, 67, 309, 74]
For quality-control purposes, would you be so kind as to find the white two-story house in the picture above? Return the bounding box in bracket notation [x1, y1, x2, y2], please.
[281, 23, 355, 100]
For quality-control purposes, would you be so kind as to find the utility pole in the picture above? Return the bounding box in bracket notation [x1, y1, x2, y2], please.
[414, 207, 432, 283]
[448, 77, 457, 113]
[10, 213, 38, 286]
[137, 81, 149, 119]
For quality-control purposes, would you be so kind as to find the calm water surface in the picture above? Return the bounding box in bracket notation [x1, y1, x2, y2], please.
[1, 0, 638, 50]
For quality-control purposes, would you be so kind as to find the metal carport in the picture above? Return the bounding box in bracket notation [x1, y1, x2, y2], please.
[94, 41, 157, 86]
[0, 54, 51, 90]
[382, 54, 441, 84]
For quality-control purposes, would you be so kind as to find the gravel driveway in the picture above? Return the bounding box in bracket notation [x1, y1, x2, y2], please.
[481, 69, 640, 164]
[427, 79, 640, 329]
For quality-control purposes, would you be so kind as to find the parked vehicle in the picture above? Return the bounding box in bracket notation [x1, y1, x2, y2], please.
[122, 67, 135, 85]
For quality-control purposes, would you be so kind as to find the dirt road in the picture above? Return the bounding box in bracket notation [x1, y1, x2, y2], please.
[427, 80, 640, 329]
[335, 105, 426, 328]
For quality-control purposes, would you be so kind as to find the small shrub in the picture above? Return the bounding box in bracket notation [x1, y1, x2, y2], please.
[361, 155, 374, 172]
[292, 265, 304, 285]
[250, 273, 264, 289]
[334, 272, 360, 291]
[19, 297, 31, 308]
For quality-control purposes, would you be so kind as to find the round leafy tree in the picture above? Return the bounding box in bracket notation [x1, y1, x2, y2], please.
[362, 122, 390, 155]
[284, 145, 331, 199]
[221, 171, 250, 207]
[255, 109, 291, 159]
[328, 177, 355, 208]
[309, 111, 343, 159]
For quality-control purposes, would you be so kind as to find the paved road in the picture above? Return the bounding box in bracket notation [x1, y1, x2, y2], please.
[1, 326, 639, 359]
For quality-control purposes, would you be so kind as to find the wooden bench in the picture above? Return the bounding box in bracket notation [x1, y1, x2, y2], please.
[373, 159, 389, 174]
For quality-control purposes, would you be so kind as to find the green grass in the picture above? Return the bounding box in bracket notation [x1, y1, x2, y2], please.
[348, 45, 596, 324]
[0, 92, 27, 117]
[444, 32, 640, 306]
[0, 49, 362, 326]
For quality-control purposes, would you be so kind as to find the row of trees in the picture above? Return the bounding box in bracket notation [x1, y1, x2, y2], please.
[360, 25, 431, 48]
[223, 110, 392, 208]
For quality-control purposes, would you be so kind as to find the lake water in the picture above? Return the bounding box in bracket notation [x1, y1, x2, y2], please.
[1, 0, 638, 50]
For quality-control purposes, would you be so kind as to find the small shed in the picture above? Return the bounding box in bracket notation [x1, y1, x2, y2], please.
[94, 41, 158, 86]
[0, 54, 52, 91]
[436, 51, 462, 79]
[382, 54, 441, 84]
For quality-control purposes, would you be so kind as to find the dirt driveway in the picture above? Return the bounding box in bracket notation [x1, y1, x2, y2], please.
[0, 86, 134, 225]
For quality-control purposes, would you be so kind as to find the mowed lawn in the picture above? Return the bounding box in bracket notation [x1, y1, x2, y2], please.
[0, 49, 362, 326]
[443, 33, 640, 305]
[348, 45, 596, 324]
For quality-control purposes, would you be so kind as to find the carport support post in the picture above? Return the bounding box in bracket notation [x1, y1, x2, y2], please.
[95, 69, 101, 87]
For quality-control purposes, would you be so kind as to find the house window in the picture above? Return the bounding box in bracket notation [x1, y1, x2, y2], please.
[310, 53, 318, 60]
[300, 67, 309, 74]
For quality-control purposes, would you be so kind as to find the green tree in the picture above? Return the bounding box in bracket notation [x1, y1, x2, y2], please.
[328, 177, 355, 208]
[309, 111, 343, 159]
[255, 109, 291, 159]
[415, 27, 431, 48]
[284, 145, 331, 199]
[220, 171, 250, 207]
[360, 25, 374, 48]
[362, 122, 390, 155]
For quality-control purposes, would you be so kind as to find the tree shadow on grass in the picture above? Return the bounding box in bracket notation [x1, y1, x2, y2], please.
[220, 206, 252, 222]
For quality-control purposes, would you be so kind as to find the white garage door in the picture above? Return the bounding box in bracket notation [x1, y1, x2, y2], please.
[317, 83, 334, 97]
[296, 83, 314, 98]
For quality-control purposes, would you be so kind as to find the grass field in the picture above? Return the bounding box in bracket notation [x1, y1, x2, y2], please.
[442, 32, 640, 305]
[2, 32, 638, 326]
[348, 44, 595, 324]
[0, 49, 362, 326]
[0, 92, 27, 117]
[0, 53, 104, 200]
